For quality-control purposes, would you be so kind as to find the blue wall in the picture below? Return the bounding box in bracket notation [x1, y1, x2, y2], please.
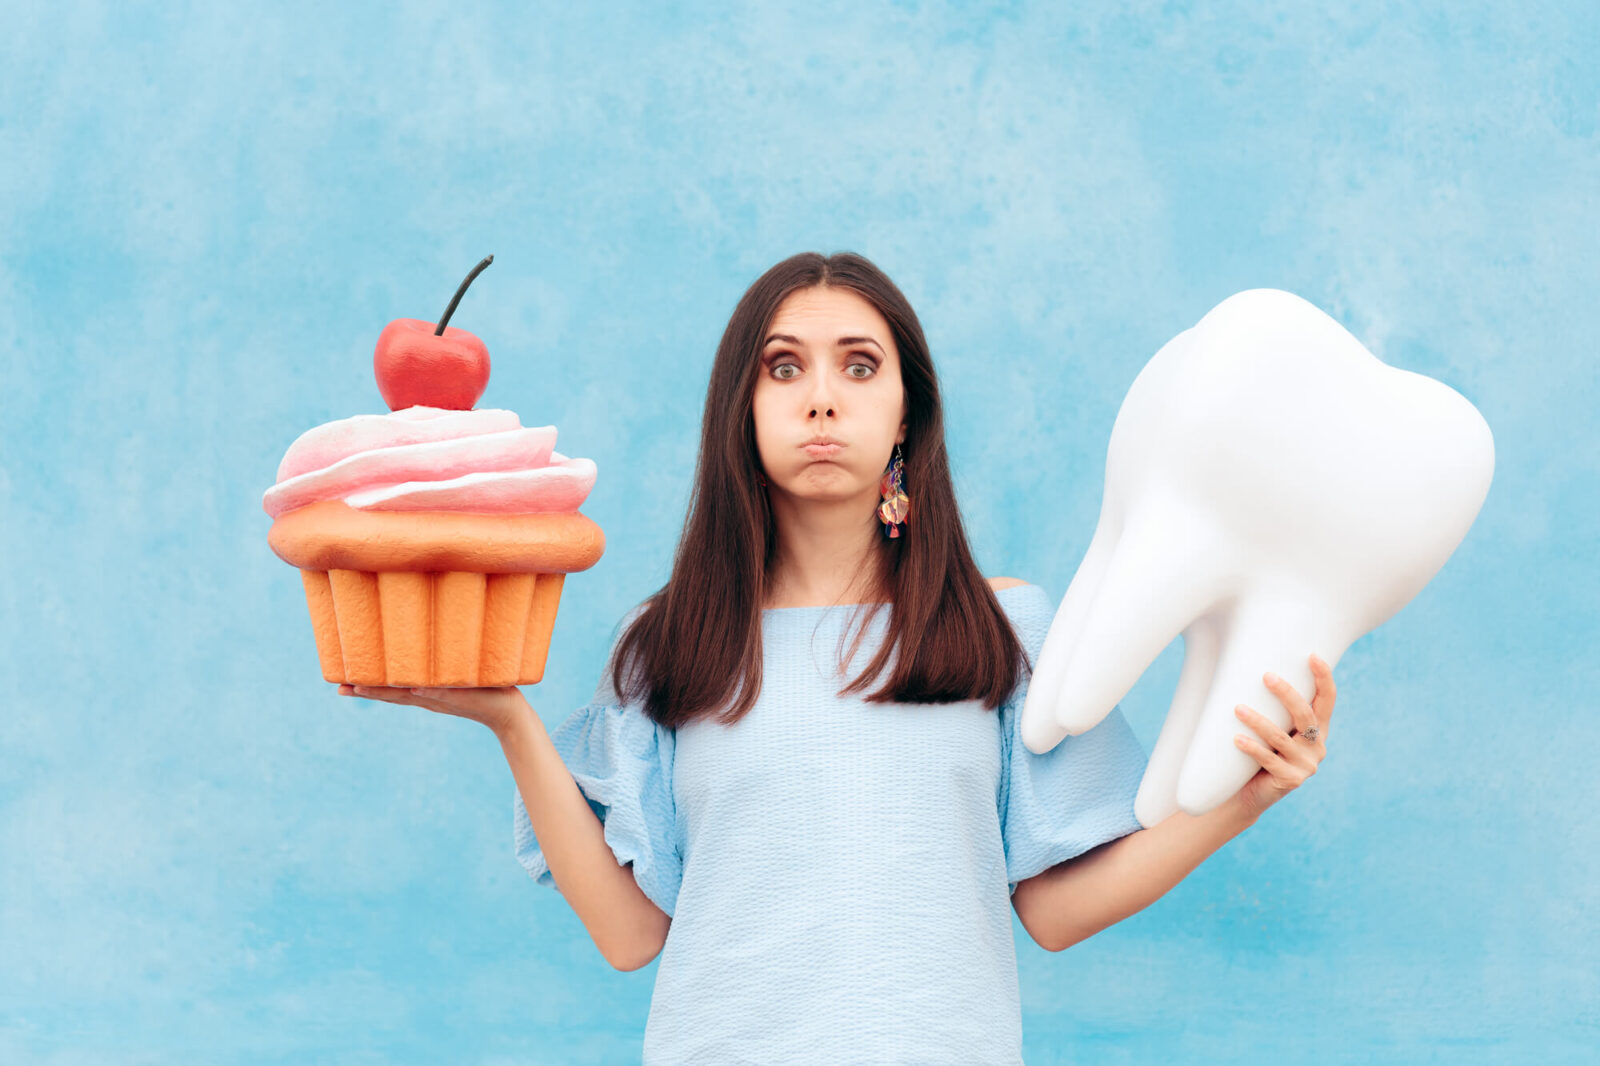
[4, 2, 1594, 1062]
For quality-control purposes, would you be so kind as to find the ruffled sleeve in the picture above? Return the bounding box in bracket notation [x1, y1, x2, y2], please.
[996, 584, 1149, 895]
[512, 606, 683, 917]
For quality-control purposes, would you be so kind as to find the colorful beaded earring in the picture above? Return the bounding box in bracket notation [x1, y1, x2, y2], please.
[877, 442, 910, 537]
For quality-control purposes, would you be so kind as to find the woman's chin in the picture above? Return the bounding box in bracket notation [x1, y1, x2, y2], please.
[777, 467, 870, 501]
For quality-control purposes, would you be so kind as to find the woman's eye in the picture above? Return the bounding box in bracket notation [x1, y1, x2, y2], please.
[773, 363, 798, 380]
[847, 363, 874, 379]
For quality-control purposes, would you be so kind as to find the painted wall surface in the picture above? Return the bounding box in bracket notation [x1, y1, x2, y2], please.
[4, 2, 1594, 1062]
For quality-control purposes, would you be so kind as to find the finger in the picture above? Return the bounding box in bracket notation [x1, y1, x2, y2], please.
[350, 685, 423, 706]
[410, 686, 512, 715]
[412, 685, 509, 702]
[1309, 654, 1337, 727]
[408, 687, 477, 707]
[1235, 703, 1317, 770]
[1261, 672, 1318, 740]
[403, 688, 465, 715]
[1234, 731, 1297, 782]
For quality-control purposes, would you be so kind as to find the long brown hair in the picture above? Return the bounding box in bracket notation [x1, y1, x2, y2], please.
[609, 251, 1027, 728]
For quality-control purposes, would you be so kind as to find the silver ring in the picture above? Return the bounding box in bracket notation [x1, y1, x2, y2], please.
[1302, 726, 1321, 743]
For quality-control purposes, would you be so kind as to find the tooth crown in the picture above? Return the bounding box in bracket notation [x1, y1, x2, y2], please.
[1021, 288, 1495, 824]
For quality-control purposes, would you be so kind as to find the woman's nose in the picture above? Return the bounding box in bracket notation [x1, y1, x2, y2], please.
[805, 376, 836, 419]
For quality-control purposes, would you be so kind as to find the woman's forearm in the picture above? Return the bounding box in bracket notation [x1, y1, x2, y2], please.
[498, 707, 670, 970]
[1015, 795, 1259, 952]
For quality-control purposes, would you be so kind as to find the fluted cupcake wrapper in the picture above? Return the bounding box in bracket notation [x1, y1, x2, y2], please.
[299, 569, 565, 687]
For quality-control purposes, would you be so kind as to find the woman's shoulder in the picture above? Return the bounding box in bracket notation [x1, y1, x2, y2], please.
[986, 577, 1046, 610]
[985, 577, 1052, 651]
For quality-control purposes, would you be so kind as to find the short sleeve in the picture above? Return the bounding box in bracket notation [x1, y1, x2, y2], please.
[996, 585, 1149, 895]
[512, 605, 683, 917]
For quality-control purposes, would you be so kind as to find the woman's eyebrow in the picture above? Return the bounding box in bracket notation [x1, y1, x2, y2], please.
[763, 333, 885, 353]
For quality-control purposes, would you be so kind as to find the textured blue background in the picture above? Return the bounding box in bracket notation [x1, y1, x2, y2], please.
[4, 1, 1595, 1062]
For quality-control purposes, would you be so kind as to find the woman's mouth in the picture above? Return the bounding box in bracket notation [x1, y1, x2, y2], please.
[801, 443, 844, 460]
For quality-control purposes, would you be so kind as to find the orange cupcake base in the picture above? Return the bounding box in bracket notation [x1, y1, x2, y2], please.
[299, 568, 567, 687]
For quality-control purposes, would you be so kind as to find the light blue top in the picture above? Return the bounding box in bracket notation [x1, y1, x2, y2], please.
[513, 583, 1149, 1064]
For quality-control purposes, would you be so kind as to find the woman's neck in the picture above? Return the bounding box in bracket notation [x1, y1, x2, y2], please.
[765, 492, 886, 608]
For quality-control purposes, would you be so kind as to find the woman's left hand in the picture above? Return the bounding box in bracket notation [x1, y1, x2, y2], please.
[1231, 653, 1337, 820]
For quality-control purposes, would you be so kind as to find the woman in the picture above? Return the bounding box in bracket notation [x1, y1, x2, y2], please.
[342, 251, 1337, 1063]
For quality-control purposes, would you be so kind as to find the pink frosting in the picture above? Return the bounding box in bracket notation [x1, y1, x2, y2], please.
[263, 406, 596, 518]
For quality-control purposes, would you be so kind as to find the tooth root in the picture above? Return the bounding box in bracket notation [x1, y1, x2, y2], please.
[1032, 494, 1222, 744]
[1134, 617, 1224, 827]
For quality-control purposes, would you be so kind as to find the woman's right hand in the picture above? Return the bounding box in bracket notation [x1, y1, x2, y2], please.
[337, 683, 536, 741]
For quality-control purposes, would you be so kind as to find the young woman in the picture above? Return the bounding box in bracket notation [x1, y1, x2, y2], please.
[342, 252, 1336, 1063]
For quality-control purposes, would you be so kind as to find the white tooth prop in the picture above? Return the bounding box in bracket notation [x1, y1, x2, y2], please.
[1020, 288, 1494, 825]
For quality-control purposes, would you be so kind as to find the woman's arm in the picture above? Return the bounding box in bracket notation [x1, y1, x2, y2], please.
[498, 705, 672, 971]
[1012, 794, 1258, 952]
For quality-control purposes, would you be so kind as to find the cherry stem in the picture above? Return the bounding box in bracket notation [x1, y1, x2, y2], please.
[435, 255, 494, 335]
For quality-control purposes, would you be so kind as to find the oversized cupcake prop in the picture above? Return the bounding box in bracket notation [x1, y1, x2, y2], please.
[264, 256, 605, 687]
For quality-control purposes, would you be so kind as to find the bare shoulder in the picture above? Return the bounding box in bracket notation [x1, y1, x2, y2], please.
[986, 576, 1027, 591]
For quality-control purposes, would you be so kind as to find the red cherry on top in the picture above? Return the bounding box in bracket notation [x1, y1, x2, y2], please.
[374, 256, 494, 411]
[374, 318, 490, 410]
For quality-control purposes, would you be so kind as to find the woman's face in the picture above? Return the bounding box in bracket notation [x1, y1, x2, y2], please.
[752, 285, 907, 509]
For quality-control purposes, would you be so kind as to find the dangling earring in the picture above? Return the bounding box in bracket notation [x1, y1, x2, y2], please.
[878, 442, 910, 538]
